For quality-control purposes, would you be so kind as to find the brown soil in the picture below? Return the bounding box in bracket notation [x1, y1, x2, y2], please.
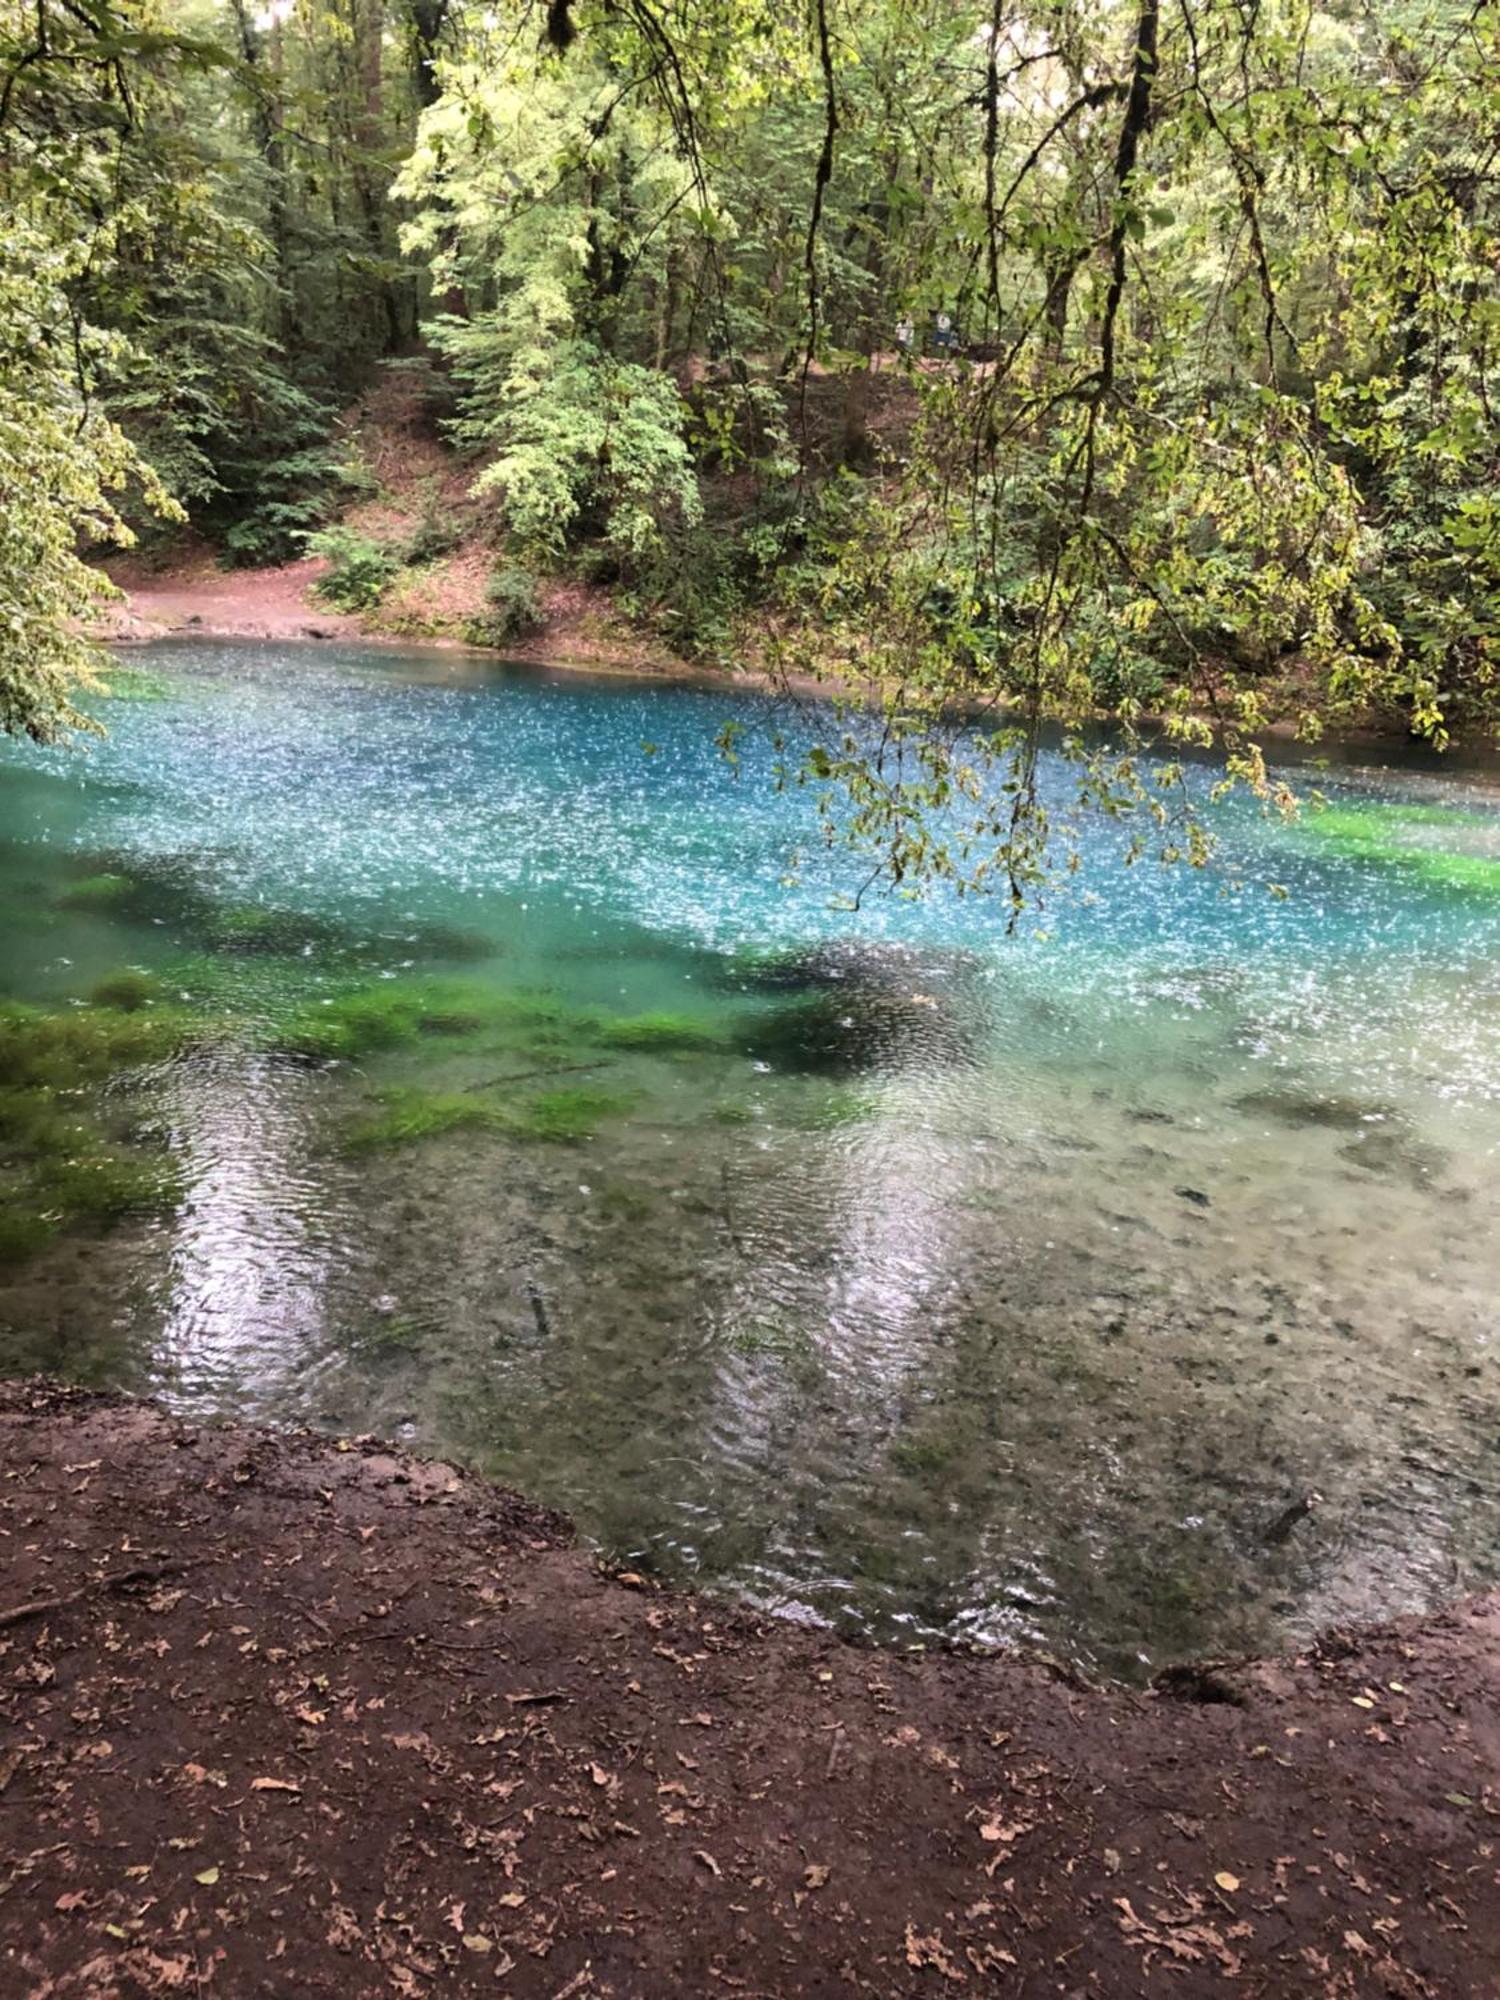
[96, 550, 697, 682]
[96, 554, 367, 649]
[2, 1381, 1496, 1998]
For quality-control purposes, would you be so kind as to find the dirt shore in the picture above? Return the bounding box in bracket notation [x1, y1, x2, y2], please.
[94, 557, 699, 682]
[1, 1380, 1496, 1998]
[94, 557, 367, 649]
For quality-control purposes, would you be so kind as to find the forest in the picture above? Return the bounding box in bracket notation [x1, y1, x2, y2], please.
[2, 0, 1497, 898]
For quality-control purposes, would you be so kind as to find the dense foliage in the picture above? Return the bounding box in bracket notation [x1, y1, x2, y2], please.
[2, 0, 1497, 889]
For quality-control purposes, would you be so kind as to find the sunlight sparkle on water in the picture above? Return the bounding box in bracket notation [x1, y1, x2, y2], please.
[0, 639, 1496, 1678]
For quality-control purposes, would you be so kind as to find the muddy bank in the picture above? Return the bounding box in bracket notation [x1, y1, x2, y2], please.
[0, 1380, 1495, 1997]
[93, 556, 703, 683]
[94, 557, 368, 648]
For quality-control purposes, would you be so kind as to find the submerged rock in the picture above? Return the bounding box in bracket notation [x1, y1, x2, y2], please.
[715, 937, 983, 997]
[1232, 1086, 1397, 1131]
[1338, 1128, 1448, 1184]
[724, 939, 988, 1076]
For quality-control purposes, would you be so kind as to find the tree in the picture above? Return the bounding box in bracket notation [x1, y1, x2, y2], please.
[3, 0, 1494, 901]
[0, 0, 199, 739]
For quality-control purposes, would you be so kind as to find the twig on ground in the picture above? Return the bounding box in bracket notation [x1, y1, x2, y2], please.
[0, 1560, 194, 1632]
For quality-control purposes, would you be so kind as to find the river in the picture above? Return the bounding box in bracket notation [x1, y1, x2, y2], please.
[1, 638, 1496, 1678]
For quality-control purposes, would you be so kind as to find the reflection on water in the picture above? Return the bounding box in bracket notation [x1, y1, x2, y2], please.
[154, 1050, 367, 1417]
[0, 639, 1497, 1679]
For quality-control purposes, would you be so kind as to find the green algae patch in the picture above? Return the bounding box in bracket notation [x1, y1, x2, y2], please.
[594, 1182, 654, 1222]
[889, 1434, 958, 1477]
[34, 1147, 181, 1221]
[1415, 850, 1500, 895]
[0, 1088, 95, 1156]
[277, 979, 504, 1062]
[503, 1085, 634, 1142]
[0, 1206, 59, 1266]
[0, 1141, 179, 1267]
[343, 1088, 499, 1152]
[52, 872, 138, 914]
[280, 980, 614, 1066]
[0, 1002, 195, 1090]
[484, 990, 606, 1055]
[1305, 804, 1500, 897]
[792, 1083, 881, 1130]
[0, 997, 195, 1265]
[89, 969, 165, 1013]
[204, 902, 363, 960]
[598, 1011, 727, 1053]
[47, 849, 494, 975]
[342, 1080, 635, 1152]
[97, 664, 175, 702]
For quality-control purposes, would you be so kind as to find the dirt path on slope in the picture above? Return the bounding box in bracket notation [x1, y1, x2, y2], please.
[1, 1379, 1495, 1999]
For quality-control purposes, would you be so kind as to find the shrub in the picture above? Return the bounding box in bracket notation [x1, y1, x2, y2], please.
[306, 526, 401, 612]
[462, 563, 543, 648]
[403, 501, 466, 567]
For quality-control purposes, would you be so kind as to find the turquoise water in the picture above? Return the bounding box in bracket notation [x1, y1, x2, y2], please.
[1, 639, 1498, 1678]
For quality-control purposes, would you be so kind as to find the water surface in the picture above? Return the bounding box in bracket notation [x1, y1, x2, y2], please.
[1, 640, 1497, 1678]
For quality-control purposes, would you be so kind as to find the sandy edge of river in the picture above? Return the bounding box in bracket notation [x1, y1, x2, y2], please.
[2, 1375, 1497, 1997]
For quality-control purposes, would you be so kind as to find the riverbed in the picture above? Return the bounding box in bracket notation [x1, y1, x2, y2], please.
[1, 639, 1496, 1678]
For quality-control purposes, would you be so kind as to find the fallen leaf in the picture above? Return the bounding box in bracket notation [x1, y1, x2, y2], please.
[462, 1934, 492, 1953]
[134, 1953, 192, 1988]
[904, 1923, 966, 1982]
[1214, 1871, 1241, 1893]
[54, 1892, 88, 1912]
[251, 1777, 301, 1795]
[194, 1867, 220, 1887]
[181, 1762, 227, 1788]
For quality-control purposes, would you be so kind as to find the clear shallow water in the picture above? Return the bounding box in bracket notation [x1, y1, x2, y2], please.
[1, 640, 1498, 1679]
